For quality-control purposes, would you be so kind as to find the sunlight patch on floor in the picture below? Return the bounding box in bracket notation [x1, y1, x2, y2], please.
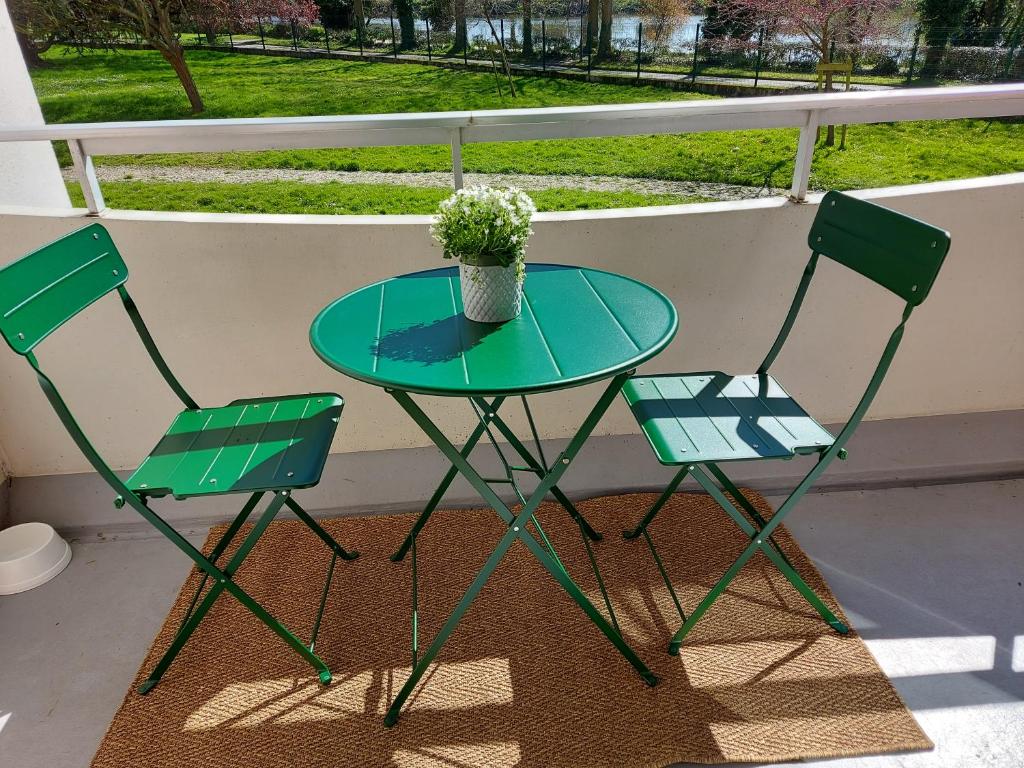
[184, 672, 373, 731]
[377, 657, 513, 714]
[865, 636, 997, 678]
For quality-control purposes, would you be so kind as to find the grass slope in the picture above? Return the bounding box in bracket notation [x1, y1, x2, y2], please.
[36, 49, 1024, 211]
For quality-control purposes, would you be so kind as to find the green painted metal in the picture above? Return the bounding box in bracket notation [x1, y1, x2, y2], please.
[810, 191, 951, 306]
[310, 264, 678, 397]
[622, 372, 835, 465]
[312, 264, 676, 725]
[126, 394, 344, 499]
[0, 223, 126, 355]
[0, 224, 359, 693]
[380, 374, 657, 727]
[621, 194, 951, 654]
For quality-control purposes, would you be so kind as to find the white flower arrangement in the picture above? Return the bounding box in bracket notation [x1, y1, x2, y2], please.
[430, 186, 536, 283]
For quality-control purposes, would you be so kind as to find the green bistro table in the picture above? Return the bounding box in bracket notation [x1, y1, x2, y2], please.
[310, 263, 678, 726]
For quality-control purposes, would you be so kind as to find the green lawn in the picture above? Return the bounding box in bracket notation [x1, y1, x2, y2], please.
[35, 48, 1024, 213]
[67, 180, 703, 214]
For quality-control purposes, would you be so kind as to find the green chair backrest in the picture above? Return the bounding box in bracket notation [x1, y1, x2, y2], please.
[0, 224, 128, 355]
[0, 224, 197, 493]
[760, 191, 951, 456]
[809, 191, 950, 306]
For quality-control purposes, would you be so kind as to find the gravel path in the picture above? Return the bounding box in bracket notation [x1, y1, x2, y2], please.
[67, 165, 787, 201]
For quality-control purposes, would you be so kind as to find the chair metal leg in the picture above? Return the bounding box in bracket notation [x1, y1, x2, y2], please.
[667, 466, 847, 654]
[623, 465, 690, 539]
[138, 491, 335, 694]
[285, 495, 360, 560]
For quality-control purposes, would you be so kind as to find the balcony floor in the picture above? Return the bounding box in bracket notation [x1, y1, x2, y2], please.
[1, 478, 1022, 767]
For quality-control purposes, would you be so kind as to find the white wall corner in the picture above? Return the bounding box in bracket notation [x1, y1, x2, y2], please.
[0, 0, 71, 209]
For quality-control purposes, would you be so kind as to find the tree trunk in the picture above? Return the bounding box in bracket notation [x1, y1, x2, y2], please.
[454, 0, 468, 51]
[14, 27, 48, 67]
[353, 0, 365, 34]
[395, 0, 416, 48]
[586, 0, 598, 54]
[159, 43, 204, 114]
[522, 0, 533, 56]
[920, 28, 951, 79]
[598, 0, 612, 57]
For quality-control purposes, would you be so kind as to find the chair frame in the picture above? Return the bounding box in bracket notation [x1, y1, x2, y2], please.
[623, 192, 951, 654]
[0, 224, 358, 693]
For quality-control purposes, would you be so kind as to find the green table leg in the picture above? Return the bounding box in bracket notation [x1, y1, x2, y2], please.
[478, 399, 603, 542]
[383, 374, 656, 727]
[390, 396, 506, 562]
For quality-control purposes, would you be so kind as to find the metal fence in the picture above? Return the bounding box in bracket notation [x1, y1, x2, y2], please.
[175, 16, 1024, 86]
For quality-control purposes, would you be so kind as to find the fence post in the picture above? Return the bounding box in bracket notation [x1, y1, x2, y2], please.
[257, 17, 266, 50]
[906, 25, 920, 83]
[390, 7, 398, 59]
[790, 110, 819, 201]
[542, 18, 546, 70]
[754, 26, 765, 87]
[637, 21, 642, 80]
[579, 7, 584, 59]
[451, 129, 464, 190]
[426, 18, 432, 60]
[68, 140, 105, 215]
[690, 23, 701, 81]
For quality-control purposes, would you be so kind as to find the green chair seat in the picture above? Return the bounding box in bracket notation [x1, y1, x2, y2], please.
[127, 394, 343, 500]
[622, 372, 834, 465]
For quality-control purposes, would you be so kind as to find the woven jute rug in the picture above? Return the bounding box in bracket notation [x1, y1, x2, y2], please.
[91, 491, 930, 767]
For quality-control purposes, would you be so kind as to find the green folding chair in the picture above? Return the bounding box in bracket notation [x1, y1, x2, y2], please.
[621, 191, 950, 654]
[0, 223, 359, 692]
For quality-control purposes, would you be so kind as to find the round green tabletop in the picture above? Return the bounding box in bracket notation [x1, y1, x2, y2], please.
[310, 264, 678, 397]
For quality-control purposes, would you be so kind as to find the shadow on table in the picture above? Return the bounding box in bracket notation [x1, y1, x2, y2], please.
[372, 314, 501, 366]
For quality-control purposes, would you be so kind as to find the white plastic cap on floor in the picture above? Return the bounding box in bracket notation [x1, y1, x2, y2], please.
[0, 522, 72, 595]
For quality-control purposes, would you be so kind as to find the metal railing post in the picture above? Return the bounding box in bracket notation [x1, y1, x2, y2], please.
[451, 129, 464, 190]
[754, 26, 765, 87]
[258, 17, 266, 50]
[390, 8, 398, 59]
[542, 18, 546, 71]
[426, 18, 432, 61]
[790, 110, 820, 201]
[68, 139, 105, 215]
[690, 23, 701, 82]
[637, 22, 642, 80]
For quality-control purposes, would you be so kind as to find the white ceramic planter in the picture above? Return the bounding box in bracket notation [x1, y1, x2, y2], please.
[0, 522, 72, 595]
[459, 264, 523, 323]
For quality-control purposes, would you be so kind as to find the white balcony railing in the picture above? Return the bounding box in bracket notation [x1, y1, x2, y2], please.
[1, 83, 1022, 214]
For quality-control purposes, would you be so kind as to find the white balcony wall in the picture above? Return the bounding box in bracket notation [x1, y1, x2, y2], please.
[0, 174, 1021, 478]
[0, 2, 70, 209]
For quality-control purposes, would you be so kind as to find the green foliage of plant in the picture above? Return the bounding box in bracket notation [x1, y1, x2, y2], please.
[65, 180, 707, 214]
[431, 187, 536, 279]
